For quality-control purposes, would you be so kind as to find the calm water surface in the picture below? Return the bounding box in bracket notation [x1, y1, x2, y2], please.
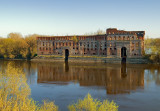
[1, 60, 160, 111]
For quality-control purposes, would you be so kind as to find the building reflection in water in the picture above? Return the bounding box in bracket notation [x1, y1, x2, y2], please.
[37, 62, 144, 94]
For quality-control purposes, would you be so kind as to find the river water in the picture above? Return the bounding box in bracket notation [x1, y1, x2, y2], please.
[0, 60, 160, 111]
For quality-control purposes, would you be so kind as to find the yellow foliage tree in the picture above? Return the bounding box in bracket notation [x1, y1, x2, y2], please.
[25, 34, 38, 59]
[0, 33, 38, 59]
[72, 36, 78, 43]
[68, 93, 118, 111]
[0, 63, 58, 111]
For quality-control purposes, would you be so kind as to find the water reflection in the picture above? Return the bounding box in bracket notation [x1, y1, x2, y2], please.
[37, 62, 145, 94]
[1, 60, 160, 111]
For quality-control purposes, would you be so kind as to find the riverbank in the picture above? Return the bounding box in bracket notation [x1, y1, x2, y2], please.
[31, 55, 149, 64]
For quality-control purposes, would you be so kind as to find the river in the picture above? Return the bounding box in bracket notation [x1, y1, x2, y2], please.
[0, 60, 160, 111]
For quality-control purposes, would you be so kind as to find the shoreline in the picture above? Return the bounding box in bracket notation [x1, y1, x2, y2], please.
[0, 56, 153, 64]
[31, 55, 150, 64]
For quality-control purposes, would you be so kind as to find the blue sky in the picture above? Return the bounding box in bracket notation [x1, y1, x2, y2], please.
[0, 0, 159, 38]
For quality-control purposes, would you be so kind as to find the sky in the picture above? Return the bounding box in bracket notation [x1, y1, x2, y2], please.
[0, 0, 160, 38]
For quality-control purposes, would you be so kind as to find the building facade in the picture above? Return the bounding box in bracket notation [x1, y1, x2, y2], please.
[37, 28, 145, 59]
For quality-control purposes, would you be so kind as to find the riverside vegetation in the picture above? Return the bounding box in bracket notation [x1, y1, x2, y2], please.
[145, 38, 160, 63]
[0, 63, 118, 111]
[0, 33, 37, 59]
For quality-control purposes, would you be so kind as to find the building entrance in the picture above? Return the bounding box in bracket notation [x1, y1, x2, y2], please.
[65, 49, 69, 61]
[121, 47, 127, 63]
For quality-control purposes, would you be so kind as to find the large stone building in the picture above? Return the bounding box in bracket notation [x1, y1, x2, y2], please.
[37, 28, 145, 61]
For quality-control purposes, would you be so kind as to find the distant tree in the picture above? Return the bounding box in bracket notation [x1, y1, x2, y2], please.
[25, 34, 38, 59]
[84, 29, 106, 35]
[95, 29, 105, 35]
[144, 38, 160, 63]
[72, 36, 78, 43]
[7, 33, 23, 39]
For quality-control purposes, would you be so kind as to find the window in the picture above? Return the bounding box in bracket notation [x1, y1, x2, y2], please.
[136, 42, 139, 47]
[105, 42, 107, 47]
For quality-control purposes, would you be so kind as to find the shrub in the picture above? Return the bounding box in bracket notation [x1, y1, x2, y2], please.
[68, 93, 118, 111]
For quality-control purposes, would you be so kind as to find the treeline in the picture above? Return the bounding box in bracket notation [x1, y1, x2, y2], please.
[0, 33, 37, 59]
[145, 38, 160, 63]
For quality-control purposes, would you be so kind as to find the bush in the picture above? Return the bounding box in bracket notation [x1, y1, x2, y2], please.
[68, 93, 118, 111]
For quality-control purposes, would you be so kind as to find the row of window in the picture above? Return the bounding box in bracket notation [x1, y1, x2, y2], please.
[40, 40, 140, 48]
[38, 37, 97, 41]
[107, 36, 138, 40]
[55, 52, 107, 55]
[40, 47, 51, 51]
